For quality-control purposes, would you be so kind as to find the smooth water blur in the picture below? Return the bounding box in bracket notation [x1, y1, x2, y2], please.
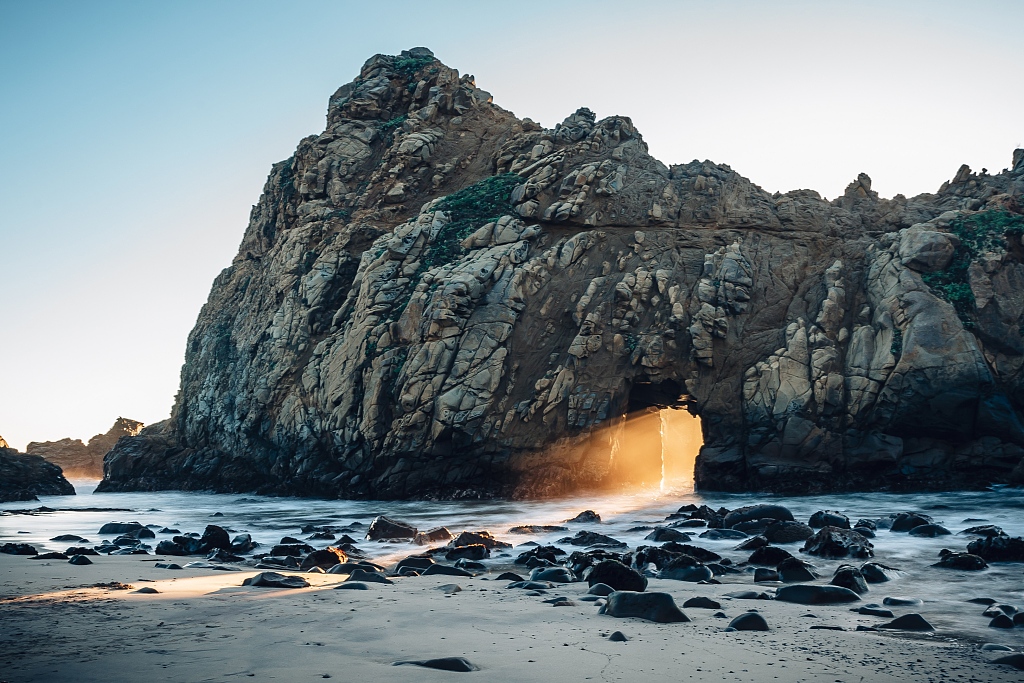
[2, 480, 1023, 643]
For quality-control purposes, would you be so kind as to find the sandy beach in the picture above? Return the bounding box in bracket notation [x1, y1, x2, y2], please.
[2, 553, 1021, 683]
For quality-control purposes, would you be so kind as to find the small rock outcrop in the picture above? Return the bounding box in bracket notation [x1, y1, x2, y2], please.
[97, 47, 1024, 499]
[27, 418, 143, 478]
[0, 447, 75, 502]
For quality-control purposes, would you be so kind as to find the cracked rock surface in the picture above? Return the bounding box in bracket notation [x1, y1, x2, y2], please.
[99, 48, 1024, 498]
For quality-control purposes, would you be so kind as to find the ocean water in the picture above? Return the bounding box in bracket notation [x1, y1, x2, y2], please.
[2, 480, 1023, 643]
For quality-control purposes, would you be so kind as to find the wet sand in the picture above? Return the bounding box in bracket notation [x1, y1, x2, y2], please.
[2, 554, 1020, 683]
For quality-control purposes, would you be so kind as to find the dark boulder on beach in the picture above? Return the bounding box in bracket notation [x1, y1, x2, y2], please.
[967, 536, 1024, 562]
[659, 555, 713, 582]
[558, 531, 626, 548]
[748, 545, 793, 566]
[587, 560, 647, 592]
[414, 527, 453, 545]
[802, 527, 873, 559]
[809, 510, 850, 529]
[367, 516, 417, 540]
[934, 550, 988, 570]
[831, 565, 869, 594]
[199, 525, 231, 551]
[566, 510, 601, 523]
[449, 530, 510, 549]
[890, 512, 934, 532]
[723, 504, 794, 529]
[683, 596, 722, 609]
[600, 591, 689, 623]
[645, 527, 691, 543]
[508, 525, 568, 534]
[242, 571, 310, 588]
[99, 521, 145, 535]
[393, 657, 479, 672]
[531, 566, 574, 583]
[300, 547, 348, 570]
[879, 613, 934, 631]
[777, 557, 818, 583]
[764, 521, 814, 544]
[775, 585, 861, 605]
[0, 543, 38, 555]
[68, 554, 93, 565]
[422, 564, 472, 577]
[445, 544, 489, 561]
[860, 562, 898, 582]
[728, 611, 769, 631]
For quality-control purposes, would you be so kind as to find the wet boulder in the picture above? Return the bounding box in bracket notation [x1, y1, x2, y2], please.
[393, 657, 479, 672]
[242, 572, 310, 588]
[728, 611, 769, 631]
[366, 516, 417, 541]
[879, 614, 934, 631]
[530, 566, 575, 583]
[683, 596, 722, 609]
[565, 510, 601, 523]
[207, 548, 246, 563]
[700, 528, 748, 540]
[98, 522, 145, 535]
[445, 544, 489, 561]
[831, 565, 869, 594]
[689, 505, 727, 528]
[908, 524, 951, 537]
[414, 527, 452, 545]
[229, 533, 257, 554]
[809, 510, 850, 529]
[645, 527, 691, 543]
[599, 591, 690, 623]
[802, 527, 873, 559]
[777, 557, 818, 583]
[68, 554, 93, 566]
[754, 568, 779, 582]
[199, 525, 231, 551]
[300, 547, 348, 570]
[735, 535, 768, 551]
[421, 564, 473, 577]
[723, 504, 794, 529]
[967, 536, 1024, 562]
[992, 654, 1024, 670]
[270, 543, 315, 557]
[348, 568, 393, 584]
[1, 543, 38, 555]
[959, 524, 1005, 538]
[155, 540, 188, 556]
[775, 585, 861, 605]
[748, 545, 794, 566]
[860, 562, 899, 583]
[507, 524, 568, 534]
[764, 521, 814, 544]
[661, 543, 720, 563]
[449, 530, 510, 549]
[587, 560, 647, 592]
[933, 550, 988, 570]
[514, 545, 565, 566]
[890, 512, 934, 532]
[558, 531, 626, 548]
[659, 555, 713, 582]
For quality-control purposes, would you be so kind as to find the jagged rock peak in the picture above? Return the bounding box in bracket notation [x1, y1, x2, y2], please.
[98, 48, 1024, 500]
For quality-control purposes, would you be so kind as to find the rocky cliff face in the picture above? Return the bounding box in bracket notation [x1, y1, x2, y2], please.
[27, 418, 143, 478]
[99, 48, 1024, 498]
[0, 447, 75, 502]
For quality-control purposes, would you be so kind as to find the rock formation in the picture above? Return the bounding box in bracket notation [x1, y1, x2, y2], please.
[0, 446, 75, 502]
[28, 418, 143, 478]
[100, 48, 1024, 499]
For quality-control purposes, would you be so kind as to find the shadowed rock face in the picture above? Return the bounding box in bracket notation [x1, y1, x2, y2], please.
[0, 448, 76, 502]
[27, 418, 143, 478]
[98, 48, 1024, 499]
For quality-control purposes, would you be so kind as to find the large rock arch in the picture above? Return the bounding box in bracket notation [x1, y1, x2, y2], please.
[99, 49, 1024, 498]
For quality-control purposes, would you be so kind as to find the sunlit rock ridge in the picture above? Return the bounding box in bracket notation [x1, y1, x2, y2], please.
[99, 48, 1024, 499]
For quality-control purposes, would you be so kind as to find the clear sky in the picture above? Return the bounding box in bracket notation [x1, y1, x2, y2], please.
[1, 0, 1022, 450]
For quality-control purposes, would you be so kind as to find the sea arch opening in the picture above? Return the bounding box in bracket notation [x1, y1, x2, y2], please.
[605, 379, 703, 492]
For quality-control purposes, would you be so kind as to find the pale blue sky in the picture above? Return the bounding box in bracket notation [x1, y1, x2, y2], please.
[1, 0, 1022, 449]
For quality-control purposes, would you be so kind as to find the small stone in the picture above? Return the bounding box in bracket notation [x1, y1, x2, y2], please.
[608, 631, 629, 642]
[879, 613, 934, 631]
[728, 612, 769, 631]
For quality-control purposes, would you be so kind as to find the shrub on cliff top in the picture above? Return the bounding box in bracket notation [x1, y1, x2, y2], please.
[422, 174, 521, 268]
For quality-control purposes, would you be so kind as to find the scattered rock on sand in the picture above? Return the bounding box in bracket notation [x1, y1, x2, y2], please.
[587, 582, 615, 596]
[530, 567, 574, 583]
[437, 584, 462, 594]
[0, 543, 38, 555]
[857, 605, 894, 617]
[608, 631, 629, 642]
[414, 527, 452, 545]
[586, 560, 646, 592]
[659, 555, 713, 582]
[883, 596, 923, 606]
[683, 596, 722, 609]
[775, 585, 861, 605]
[68, 554, 93, 565]
[348, 569, 392, 584]
[880, 614, 934, 631]
[801, 527, 873, 559]
[989, 614, 1015, 629]
[600, 591, 690, 623]
[393, 657, 479, 672]
[334, 582, 368, 590]
[496, 571, 524, 582]
[728, 611, 769, 631]
[422, 564, 472, 577]
[777, 557, 818, 583]
[831, 565, 869, 594]
[993, 654, 1024, 670]
[754, 568, 779, 582]
[134, 586, 159, 594]
[366, 516, 417, 541]
[31, 552, 69, 560]
[242, 572, 310, 589]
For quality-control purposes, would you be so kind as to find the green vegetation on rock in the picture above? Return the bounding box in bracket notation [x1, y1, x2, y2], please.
[421, 174, 521, 269]
[921, 210, 1024, 328]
